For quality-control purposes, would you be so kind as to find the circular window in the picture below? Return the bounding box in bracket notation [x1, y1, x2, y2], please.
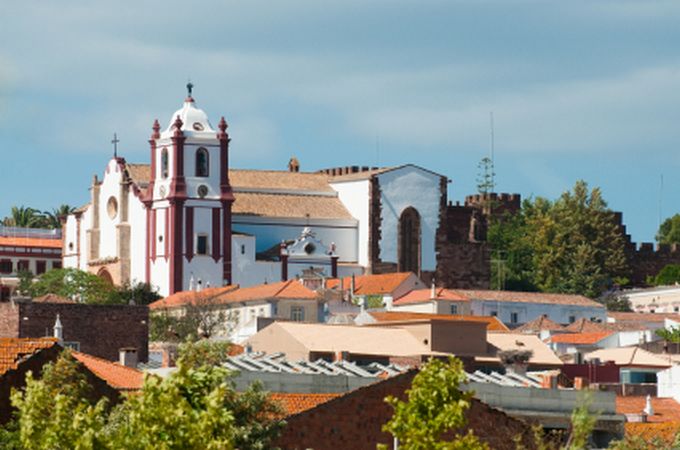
[107, 197, 118, 219]
[304, 242, 316, 255]
[193, 122, 204, 131]
[197, 185, 208, 198]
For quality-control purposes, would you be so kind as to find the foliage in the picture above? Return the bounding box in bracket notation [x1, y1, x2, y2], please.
[476, 156, 495, 196]
[1, 204, 75, 229]
[177, 339, 234, 368]
[9, 350, 109, 449]
[5, 347, 284, 450]
[489, 181, 629, 298]
[649, 263, 680, 286]
[564, 392, 596, 450]
[107, 281, 161, 305]
[655, 326, 680, 344]
[28, 268, 115, 304]
[365, 295, 385, 309]
[598, 292, 633, 312]
[151, 296, 234, 342]
[657, 214, 680, 245]
[16, 270, 34, 296]
[379, 356, 488, 450]
[488, 207, 538, 291]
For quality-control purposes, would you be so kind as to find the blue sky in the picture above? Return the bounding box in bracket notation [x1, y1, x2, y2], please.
[1, 1, 680, 242]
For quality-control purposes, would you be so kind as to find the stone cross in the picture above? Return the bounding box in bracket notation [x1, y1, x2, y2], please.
[111, 133, 120, 158]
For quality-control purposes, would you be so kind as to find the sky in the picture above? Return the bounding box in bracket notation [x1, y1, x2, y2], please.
[1, 1, 680, 243]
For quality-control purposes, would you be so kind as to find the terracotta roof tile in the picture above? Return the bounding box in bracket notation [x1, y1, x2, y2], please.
[452, 289, 603, 308]
[609, 312, 680, 323]
[585, 347, 672, 367]
[624, 421, 680, 444]
[617, 397, 680, 423]
[564, 318, 609, 333]
[0, 236, 62, 249]
[394, 288, 469, 305]
[515, 315, 564, 333]
[326, 273, 416, 296]
[125, 163, 151, 188]
[0, 337, 59, 375]
[230, 170, 335, 192]
[549, 332, 613, 345]
[150, 280, 318, 310]
[270, 392, 341, 417]
[72, 351, 143, 391]
[232, 192, 353, 220]
[367, 311, 509, 331]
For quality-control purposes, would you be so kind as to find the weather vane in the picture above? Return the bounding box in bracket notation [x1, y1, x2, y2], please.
[187, 80, 194, 98]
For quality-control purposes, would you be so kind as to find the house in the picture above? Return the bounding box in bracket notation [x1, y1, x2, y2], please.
[585, 347, 674, 384]
[515, 314, 564, 340]
[273, 370, 537, 450]
[567, 317, 658, 348]
[0, 337, 143, 424]
[456, 289, 607, 327]
[149, 279, 323, 343]
[0, 299, 148, 362]
[354, 310, 509, 331]
[0, 227, 63, 300]
[548, 332, 617, 362]
[391, 284, 471, 315]
[325, 272, 426, 308]
[618, 285, 680, 314]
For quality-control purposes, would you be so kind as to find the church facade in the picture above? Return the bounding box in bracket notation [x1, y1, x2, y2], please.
[62, 89, 448, 296]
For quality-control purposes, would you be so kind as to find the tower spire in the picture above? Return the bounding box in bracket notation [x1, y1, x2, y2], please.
[186, 81, 194, 102]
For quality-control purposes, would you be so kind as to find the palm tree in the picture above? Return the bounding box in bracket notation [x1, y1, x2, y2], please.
[2, 206, 43, 228]
[43, 204, 76, 229]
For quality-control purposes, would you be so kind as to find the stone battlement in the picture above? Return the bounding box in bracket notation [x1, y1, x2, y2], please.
[319, 166, 380, 177]
[635, 242, 680, 254]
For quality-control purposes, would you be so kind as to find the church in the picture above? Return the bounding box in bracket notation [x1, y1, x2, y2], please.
[62, 86, 452, 297]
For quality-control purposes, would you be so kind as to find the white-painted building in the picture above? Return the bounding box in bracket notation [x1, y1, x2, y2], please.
[63, 87, 446, 296]
[619, 286, 680, 314]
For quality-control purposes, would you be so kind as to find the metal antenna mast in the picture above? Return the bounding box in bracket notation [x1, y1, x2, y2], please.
[490, 111, 495, 191]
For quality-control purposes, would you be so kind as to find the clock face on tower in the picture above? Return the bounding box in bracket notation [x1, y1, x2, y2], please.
[197, 185, 208, 198]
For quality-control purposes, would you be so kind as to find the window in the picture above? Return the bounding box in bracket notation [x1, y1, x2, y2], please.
[52, 261, 62, 270]
[161, 148, 169, 178]
[196, 235, 208, 255]
[450, 304, 458, 315]
[675, 307, 679, 313]
[0, 260, 12, 274]
[195, 148, 209, 177]
[17, 260, 29, 273]
[291, 306, 305, 322]
[1, 287, 10, 301]
[510, 312, 519, 324]
[259, 307, 265, 316]
[36, 261, 46, 275]
[398, 207, 421, 274]
[490, 311, 497, 317]
[241, 244, 246, 255]
[569, 316, 576, 324]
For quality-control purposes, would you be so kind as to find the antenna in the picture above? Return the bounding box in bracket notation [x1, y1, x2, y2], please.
[490, 111, 495, 190]
[659, 173, 664, 233]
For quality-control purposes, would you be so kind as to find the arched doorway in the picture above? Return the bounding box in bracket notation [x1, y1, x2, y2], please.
[97, 268, 114, 285]
[398, 207, 421, 274]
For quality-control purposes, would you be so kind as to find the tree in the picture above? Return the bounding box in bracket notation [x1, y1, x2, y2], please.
[151, 295, 234, 342]
[476, 156, 495, 196]
[2, 206, 43, 228]
[379, 356, 487, 450]
[649, 263, 680, 286]
[41, 205, 76, 229]
[655, 326, 680, 344]
[28, 268, 114, 304]
[16, 270, 34, 296]
[657, 214, 680, 245]
[598, 292, 632, 312]
[107, 281, 161, 305]
[489, 181, 630, 298]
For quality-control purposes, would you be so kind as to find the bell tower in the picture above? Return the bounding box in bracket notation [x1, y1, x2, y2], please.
[144, 84, 234, 296]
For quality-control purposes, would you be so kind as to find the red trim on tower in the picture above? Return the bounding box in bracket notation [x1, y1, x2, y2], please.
[145, 208, 151, 283]
[222, 203, 232, 285]
[164, 208, 169, 260]
[168, 200, 185, 294]
[151, 209, 157, 262]
[212, 208, 220, 262]
[185, 207, 194, 262]
[168, 116, 187, 200]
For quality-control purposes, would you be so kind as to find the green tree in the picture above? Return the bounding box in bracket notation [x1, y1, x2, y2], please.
[9, 350, 109, 449]
[476, 156, 495, 195]
[107, 281, 161, 305]
[28, 268, 114, 304]
[16, 270, 34, 296]
[42, 204, 76, 229]
[655, 326, 680, 344]
[657, 214, 680, 245]
[2, 206, 44, 228]
[598, 292, 632, 312]
[379, 356, 487, 450]
[650, 263, 680, 286]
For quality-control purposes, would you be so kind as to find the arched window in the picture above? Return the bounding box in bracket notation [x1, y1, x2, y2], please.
[195, 148, 209, 177]
[398, 207, 421, 274]
[97, 268, 114, 285]
[161, 148, 169, 179]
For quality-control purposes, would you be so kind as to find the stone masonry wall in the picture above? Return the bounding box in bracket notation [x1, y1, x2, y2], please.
[1, 302, 149, 362]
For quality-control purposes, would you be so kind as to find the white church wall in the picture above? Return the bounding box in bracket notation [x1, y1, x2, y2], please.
[150, 257, 170, 297]
[231, 234, 281, 287]
[128, 193, 147, 285]
[155, 208, 167, 258]
[183, 141, 221, 200]
[63, 215, 80, 268]
[232, 216, 358, 263]
[329, 179, 370, 266]
[152, 140, 173, 200]
[98, 160, 124, 259]
[79, 207, 92, 271]
[377, 166, 441, 271]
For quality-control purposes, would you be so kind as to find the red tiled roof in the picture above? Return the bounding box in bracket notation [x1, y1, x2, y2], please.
[453, 289, 602, 307]
[0, 337, 59, 375]
[367, 311, 509, 331]
[617, 397, 680, 423]
[564, 318, 609, 333]
[0, 236, 62, 249]
[149, 280, 317, 310]
[270, 392, 341, 416]
[549, 332, 613, 345]
[326, 273, 415, 296]
[515, 315, 564, 332]
[609, 312, 680, 323]
[394, 288, 468, 305]
[33, 294, 75, 304]
[72, 351, 143, 391]
[624, 422, 680, 444]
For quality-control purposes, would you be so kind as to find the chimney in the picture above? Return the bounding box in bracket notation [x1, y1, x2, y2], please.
[431, 279, 436, 300]
[119, 348, 138, 368]
[189, 274, 195, 291]
[53, 314, 63, 342]
[644, 395, 654, 416]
